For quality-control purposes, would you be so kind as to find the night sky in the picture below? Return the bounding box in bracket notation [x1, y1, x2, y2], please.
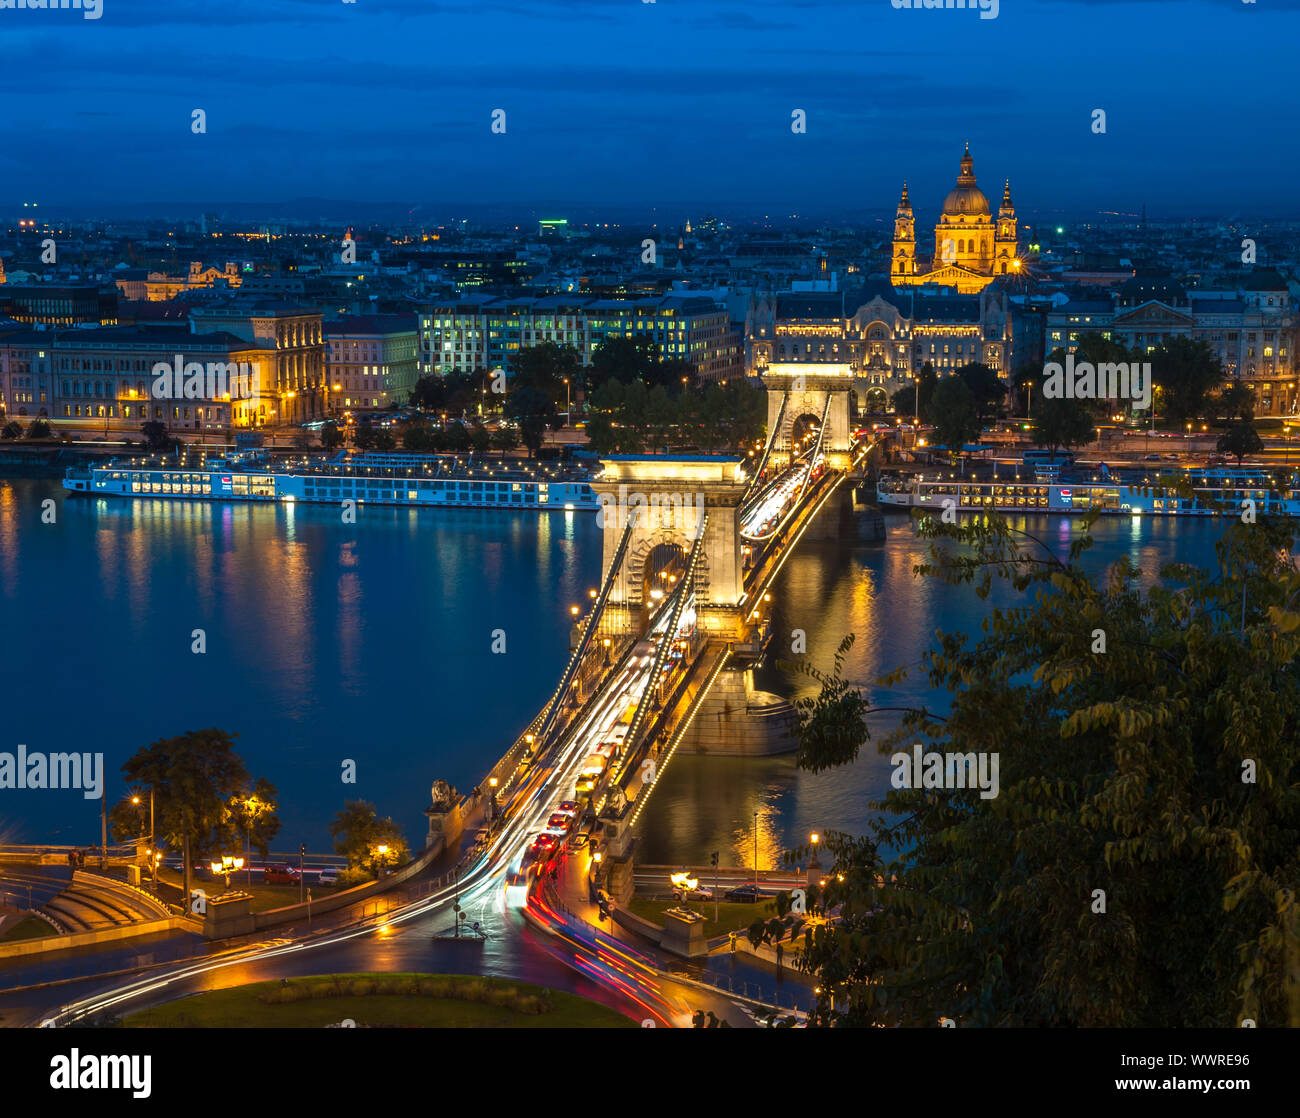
[3, 0, 1298, 218]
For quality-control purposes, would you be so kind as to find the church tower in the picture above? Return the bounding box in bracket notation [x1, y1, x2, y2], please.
[890, 183, 916, 284]
[994, 180, 1018, 276]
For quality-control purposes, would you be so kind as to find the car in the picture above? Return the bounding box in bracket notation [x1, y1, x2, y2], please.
[723, 884, 767, 903]
[317, 868, 339, 886]
[547, 812, 574, 831]
[1143, 453, 1162, 461]
[1162, 453, 1179, 460]
[529, 833, 558, 853]
[263, 864, 300, 885]
[569, 833, 590, 850]
[675, 885, 713, 902]
[473, 828, 491, 848]
[555, 801, 580, 817]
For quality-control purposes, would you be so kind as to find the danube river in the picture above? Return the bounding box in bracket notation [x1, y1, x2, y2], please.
[0, 478, 1225, 869]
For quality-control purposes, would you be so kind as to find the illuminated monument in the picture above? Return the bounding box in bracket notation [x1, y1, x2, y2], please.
[891, 144, 1019, 295]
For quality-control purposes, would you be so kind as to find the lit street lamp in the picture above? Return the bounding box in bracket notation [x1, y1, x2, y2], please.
[210, 854, 244, 889]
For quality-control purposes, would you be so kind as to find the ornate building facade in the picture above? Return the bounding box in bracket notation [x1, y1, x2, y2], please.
[891, 144, 1020, 295]
[1046, 270, 1299, 416]
[748, 285, 1014, 411]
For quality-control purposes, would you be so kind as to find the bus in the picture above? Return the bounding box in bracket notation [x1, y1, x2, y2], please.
[1023, 449, 1074, 463]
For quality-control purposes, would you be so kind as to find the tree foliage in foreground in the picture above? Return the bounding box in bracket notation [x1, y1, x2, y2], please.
[773, 512, 1300, 1027]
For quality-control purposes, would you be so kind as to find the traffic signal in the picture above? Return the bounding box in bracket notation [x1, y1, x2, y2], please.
[300, 843, 306, 856]
[710, 851, 719, 867]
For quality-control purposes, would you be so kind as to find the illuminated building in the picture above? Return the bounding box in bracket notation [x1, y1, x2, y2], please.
[325, 314, 419, 410]
[190, 301, 326, 423]
[417, 294, 740, 382]
[891, 144, 1019, 295]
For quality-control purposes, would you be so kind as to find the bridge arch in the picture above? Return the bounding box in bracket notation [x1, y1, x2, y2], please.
[592, 457, 747, 639]
[760, 362, 855, 469]
[626, 534, 711, 607]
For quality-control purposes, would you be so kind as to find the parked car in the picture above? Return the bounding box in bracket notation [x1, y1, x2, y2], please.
[317, 868, 339, 887]
[674, 885, 713, 902]
[723, 884, 767, 903]
[263, 864, 301, 885]
[1143, 453, 1162, 461]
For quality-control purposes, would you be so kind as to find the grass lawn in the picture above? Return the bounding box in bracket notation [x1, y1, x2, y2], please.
[627, 897, 777, 939]
[0, 914, 56, 943]
[122, 974, 636, 1028]
[155, 868, 339, 912]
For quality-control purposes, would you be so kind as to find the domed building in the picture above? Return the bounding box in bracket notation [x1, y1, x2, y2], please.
[891, 144, 1019, 295]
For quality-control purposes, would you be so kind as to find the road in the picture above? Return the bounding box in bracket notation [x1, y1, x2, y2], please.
[4, 578, 794, 1027]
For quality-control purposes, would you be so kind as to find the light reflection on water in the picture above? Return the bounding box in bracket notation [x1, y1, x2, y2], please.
[1, 479, 1227, 868]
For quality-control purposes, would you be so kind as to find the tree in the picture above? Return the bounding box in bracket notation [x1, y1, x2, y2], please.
[26, 418, 51, 439]
[1009, 360, 1040, 417]
[372, 429, 396, 452]
[585, 376, 763, 455]
[890, 363, 936, 420]
[1034, 394, 1095, 460]
[353, 425, 378, 451]
[504, 386, 557, 457]
[490, 426, 519, 458]
[329, 800, 409, 878]
[469, 424, 491, 456]
[510, 343, 580, 408]
[119, 729, 250, 905]
[2, 421, 22, 440]
[441, 421, 472, 453]
[763, 511, 1300, 1027]
[141, 420, 171, 451]
[923, 374, 979, 457]
[221, 777, 283, 862]
[402, 422, 435, 452]
[320, 420, 344, 450]
[954, 362, 1005, 423]
[1217, 417, 1263, 465]
[1213, 381, 1256, 423]
[1151, 336, 1224, 424]
[409, 372, 478, 416]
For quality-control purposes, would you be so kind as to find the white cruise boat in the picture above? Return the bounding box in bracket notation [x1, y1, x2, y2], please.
[63, 452, 600, 513]
[876, 467, 1300, 518]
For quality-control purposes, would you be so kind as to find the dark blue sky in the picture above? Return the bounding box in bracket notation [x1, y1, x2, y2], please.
[4, 0, 1298, 218]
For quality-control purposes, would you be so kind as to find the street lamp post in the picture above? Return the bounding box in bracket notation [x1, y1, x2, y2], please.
[242, 796, 263, 888]
[131, 789, 155, 884]
[753, 810, 759, 897]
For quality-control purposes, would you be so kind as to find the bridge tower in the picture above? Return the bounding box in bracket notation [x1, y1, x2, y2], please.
[761, 362, 856, 471]
[591, 456, 749, 642]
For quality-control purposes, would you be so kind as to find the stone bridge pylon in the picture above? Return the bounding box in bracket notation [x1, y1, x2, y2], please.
[591, 455, 749, 641]
[760, 362, 857, 470]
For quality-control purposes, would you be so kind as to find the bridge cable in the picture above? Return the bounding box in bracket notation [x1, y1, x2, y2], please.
[534, 508, 637, 748]
[795, 391, 834, 506]
[741, 390, 788, 510]
[609, 512, 708, 791]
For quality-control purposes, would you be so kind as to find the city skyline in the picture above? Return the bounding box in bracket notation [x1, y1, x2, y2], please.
[3, 0, 1299, 215]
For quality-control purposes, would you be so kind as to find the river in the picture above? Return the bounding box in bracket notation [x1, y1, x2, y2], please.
[0, 478, 1225, 871]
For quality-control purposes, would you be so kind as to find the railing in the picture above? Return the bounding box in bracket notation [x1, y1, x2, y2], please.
[741, 390, 787, 511]
[534, 511, 636, 749]
[613, 516, 707, 788]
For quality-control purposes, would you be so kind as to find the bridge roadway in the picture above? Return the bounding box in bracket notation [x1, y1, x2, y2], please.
[16, 447, 872, 1028]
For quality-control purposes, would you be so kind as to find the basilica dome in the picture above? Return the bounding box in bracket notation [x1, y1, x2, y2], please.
[941, 145, 989, 217]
